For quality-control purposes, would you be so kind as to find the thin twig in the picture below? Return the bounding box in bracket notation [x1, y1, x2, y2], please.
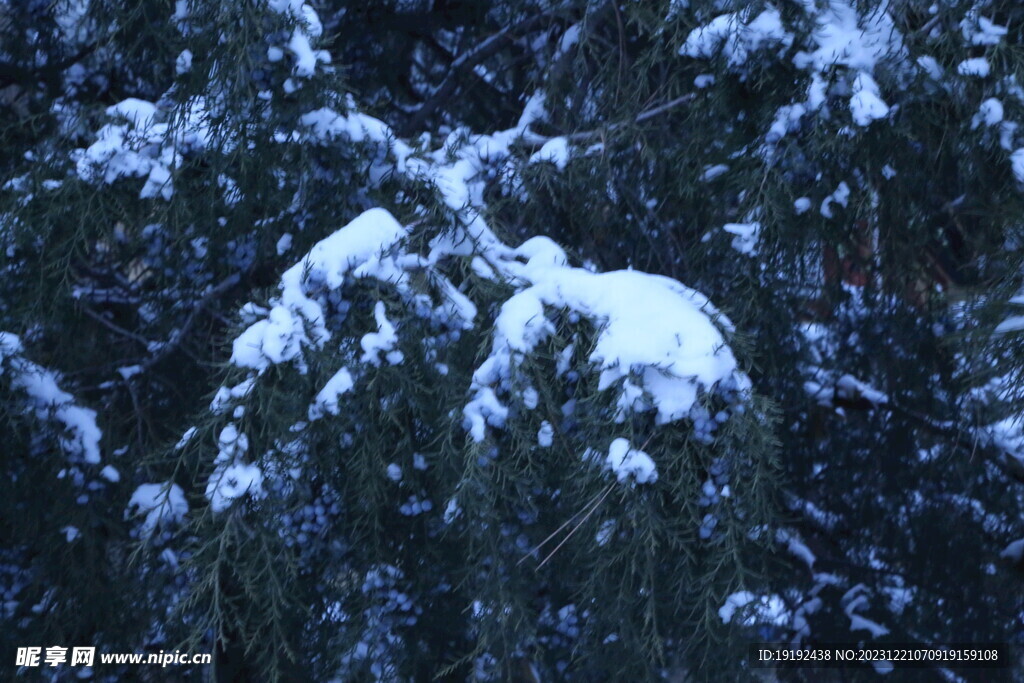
[516, 483, 612, 566]
[536, 483, 615, 569]
[140, 272, 241, 372]
[80, 304, 154, 347]
[520, 93, 698, 147]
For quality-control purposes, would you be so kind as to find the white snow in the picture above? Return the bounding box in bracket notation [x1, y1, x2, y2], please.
[820, 181, 851, 218]
[1011, 149, 1024, 184]
[679, 8, 791, 69]
[205, 424, 265, 512]
[537, 421, 554, 448]
[777, 528, 816, 569]
[529, 137, 570, 170]
[836, 374, 887, 405]
[1, 332, 102, 465]
[175, 426, 197, 450]
[522, 386, 539, 410]
[360, 301, 403, 366]
[842, 584, 890, 637]
[207, 462, 265, 513]
[175, 49, 193, 75]
[718, 591, 788, 625]
[1000, 539, 1024, 563]
[722, 222, 761, 255]
[594, 518, 615, 546]
[971, 98, 1003, 129]
[127, 482, 188, 537]
[701, 164, 729, 181]
[210, 377, 256, 414]
[957, 58, 990, 78]
[231, 208, 409, 372]
[961, 15, 1007, 46]
[309, 367, 354, 420]
[849, 73, 889, 126]
[604, 438, 657, 484]
[465, 265, 747, 441]
[794, 0, 905, 74]
[106, 99, 159, 130]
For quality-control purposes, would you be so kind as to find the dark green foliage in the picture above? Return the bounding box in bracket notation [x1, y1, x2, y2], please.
[3, 0, 1024, 681]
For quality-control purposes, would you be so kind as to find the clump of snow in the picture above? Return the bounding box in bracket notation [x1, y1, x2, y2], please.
[842, 584, 889, 637]
[961, 14, 1007, 46]
[231, 209, 409, 372]
[175, 49, 192, 75]
[537, 421, 554, 448]
[1001, 539, 1024, 562]
[127, 482, 188, 537]
[849, 73, 889, 126]
[1, 332, 102, 465]
[702, 164, 729, 181]
[679, 7, 792, 69]
[972, 98, 1003, 129]
[957, 58, 990, 78]
[719, 591, 788, 625]
[723, 222, 761, 256]
[361, 301, 404, 366]
[210, 377, 256, 414]
[72, 96, 212, 200]
[205, 424, 265, 512]
[529, 137, 570, 170]
[605, 438, 657, 484]
[465, 264, 747, 441]
[777, 529, 816, 569]
[443, 498, 461, 524]
[820, 181, 850, 218]
[175, 426, 197, 450]
[309, 367, 355, 420]
[1010, 149, 1024, 184]
[266, 0, 329, 78]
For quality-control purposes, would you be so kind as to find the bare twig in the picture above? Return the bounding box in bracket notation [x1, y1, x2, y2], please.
[398, 8, 572, 137]
[536, 483, 615, 569]
[80, 304, 154, 348]
[516, 484, 612, 566]
[139, 272, 241, 372]
[519, 93, 698, 147]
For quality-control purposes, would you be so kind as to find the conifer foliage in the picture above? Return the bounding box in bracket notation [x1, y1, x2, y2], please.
[1, 0, 1023, 681]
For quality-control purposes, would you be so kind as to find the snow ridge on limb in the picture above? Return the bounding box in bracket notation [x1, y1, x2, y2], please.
[1, 332, 102, 467]
[205, 195, 750, 503]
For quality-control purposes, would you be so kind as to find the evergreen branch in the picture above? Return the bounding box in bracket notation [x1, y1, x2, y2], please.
[0, 41, 98, 88]
[519, 93, 697, 147]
